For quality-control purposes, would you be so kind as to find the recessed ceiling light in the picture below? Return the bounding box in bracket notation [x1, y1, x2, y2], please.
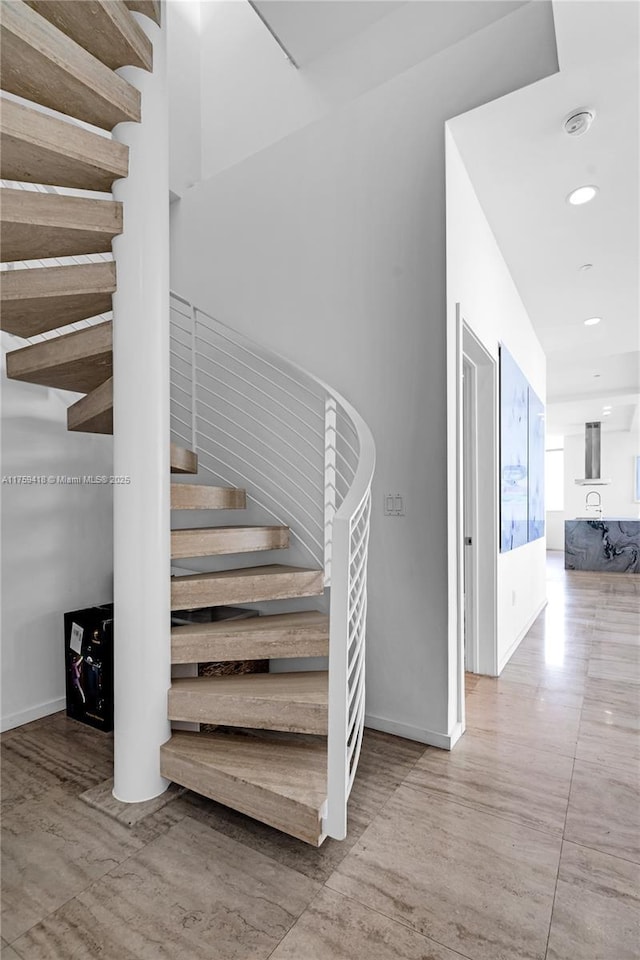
[567, 185, 598, 205]
[580, 263, 593, 271]
[594, 374, 601, 378]
[584, 317, 601, 326]
[603, 410, 611, 416]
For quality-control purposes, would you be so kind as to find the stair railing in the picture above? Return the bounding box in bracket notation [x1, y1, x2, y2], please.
[169, 292, 375, 840]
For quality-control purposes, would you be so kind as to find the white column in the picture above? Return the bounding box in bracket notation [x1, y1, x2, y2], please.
[111, 11, 171, 803]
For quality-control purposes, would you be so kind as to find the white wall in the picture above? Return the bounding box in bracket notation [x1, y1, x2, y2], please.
[170, 3, 557, 747]
[446, 130, 547, 675]
[564, 429, 640, 521]
[168, 0, 201, 197]
[198, 0, 545, 180]
[1, 344, 114, 731]
[546, 512, 565, 551]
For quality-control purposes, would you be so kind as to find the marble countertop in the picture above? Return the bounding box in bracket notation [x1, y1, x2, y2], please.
[567, 518, 640, 523]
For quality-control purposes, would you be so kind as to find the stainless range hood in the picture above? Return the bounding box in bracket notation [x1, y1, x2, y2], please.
[574, 421, 612, 485]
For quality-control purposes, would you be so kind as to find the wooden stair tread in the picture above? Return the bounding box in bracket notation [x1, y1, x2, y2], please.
[0, 262, 116, 338]
[171, 611, 329, 664]
[171, 564, 325, 611]
[170, 443, 197, 474]
[171, 670, 328, 702]
[124, 0, 161, 25]
[168, 671, 328, 735]
[0, 95, 129, 191]
[171, 483, 246, 510]
[25, 0, 153, 71]
[160, 730, 326, 846]
[6, 320, 112, 392]
[171, 525, 289, 560]
[67, 376, 112, 434]
[0, 0, 141, 130]
[1, 188, 123, 262]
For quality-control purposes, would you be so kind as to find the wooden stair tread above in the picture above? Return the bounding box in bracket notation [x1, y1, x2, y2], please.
[0, 95, 129, 191]
[1, 188, 123, 262]
[171, 564, 325, 611]
[124, 0, 161, 25]
[160, 730, 326, 846]
[6, 320, 112, 393]
[171, 525, 290, 560]
[171, 610, 329, 664]
[170, 443, 197, 475]
[171, 483, 246, 510]
[24, 1, 153, 71]
[67, 376, 112, 434]
[0, 0, 141, 130]
[168, 671, 328, 735]
[0, 262, 116, 338]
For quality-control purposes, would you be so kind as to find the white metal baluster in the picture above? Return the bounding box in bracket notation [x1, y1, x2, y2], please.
[326, 512, 350, 840]
[324, 397, 337, 587]
[191, 305, 198, 453]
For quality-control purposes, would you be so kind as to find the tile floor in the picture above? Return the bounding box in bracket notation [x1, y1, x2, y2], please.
[1, 553, 638, 959]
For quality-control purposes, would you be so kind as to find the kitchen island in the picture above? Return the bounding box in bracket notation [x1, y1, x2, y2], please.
[565, 519, 640, 574]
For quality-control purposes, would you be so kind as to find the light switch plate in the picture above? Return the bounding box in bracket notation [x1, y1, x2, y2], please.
[384, 493, 405, 516]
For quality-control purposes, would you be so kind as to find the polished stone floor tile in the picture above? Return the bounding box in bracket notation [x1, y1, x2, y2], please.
[588, 641, 640, 685]
[499, 662, 587, 699]
[594, 609, 640, 637]
[583, 676, 640, 714]
[590, 639, 639, 666]
[176, 729, 425, 884]
[576, 705, 640, 770]
[1, 713, 113, 808]
[466, 675, 584, 710]
[405, 733, 573, 837]
[564, 760, 640, 863]
[465, 690, 581, 757]
[1, 945, 20, 960]
[270, 887, 471, 960]
[546, 842, 640, 960]
[13, 816, 320, 960]
[328, 785, 561, 960]
[508, 651, 589, 671]
[0, 788, 145, 943]
[510, 639, 592, 664]
[80, 779, 185, 827]
[464, 672, 483, 693]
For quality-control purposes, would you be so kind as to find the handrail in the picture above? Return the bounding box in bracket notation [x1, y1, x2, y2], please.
[169, 292, 375, 841]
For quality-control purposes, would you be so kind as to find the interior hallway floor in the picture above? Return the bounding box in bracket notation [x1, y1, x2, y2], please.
[1, 551, 638, 960]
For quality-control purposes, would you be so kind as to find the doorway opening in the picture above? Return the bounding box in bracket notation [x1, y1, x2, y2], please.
[457, 311, 499, 699]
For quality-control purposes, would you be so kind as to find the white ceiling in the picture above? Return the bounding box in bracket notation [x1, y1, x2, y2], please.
[251, 0, 530, 69]
[448, 0, 639, 438]
[251, 0, 404, 65]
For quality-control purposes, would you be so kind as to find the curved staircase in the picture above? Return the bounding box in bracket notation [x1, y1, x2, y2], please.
[1, 0, 374, 846]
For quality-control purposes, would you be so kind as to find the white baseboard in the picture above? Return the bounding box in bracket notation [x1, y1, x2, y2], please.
[498, 597, 548, 673]
[1, 696, 66, 733]
[364, 713, 462, 751]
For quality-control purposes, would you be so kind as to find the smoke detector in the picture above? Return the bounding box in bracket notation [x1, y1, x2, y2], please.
[563, 109, 595, 137]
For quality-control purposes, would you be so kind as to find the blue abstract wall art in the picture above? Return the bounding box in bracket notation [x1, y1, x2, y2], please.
[528, 388, 545, 542]
[500, 346, 528, 551]
[499, 345, 545, 553]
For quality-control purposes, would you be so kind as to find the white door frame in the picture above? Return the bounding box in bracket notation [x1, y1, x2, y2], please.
[462, 357, 478, 673]
[455, 306, 499, 692]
